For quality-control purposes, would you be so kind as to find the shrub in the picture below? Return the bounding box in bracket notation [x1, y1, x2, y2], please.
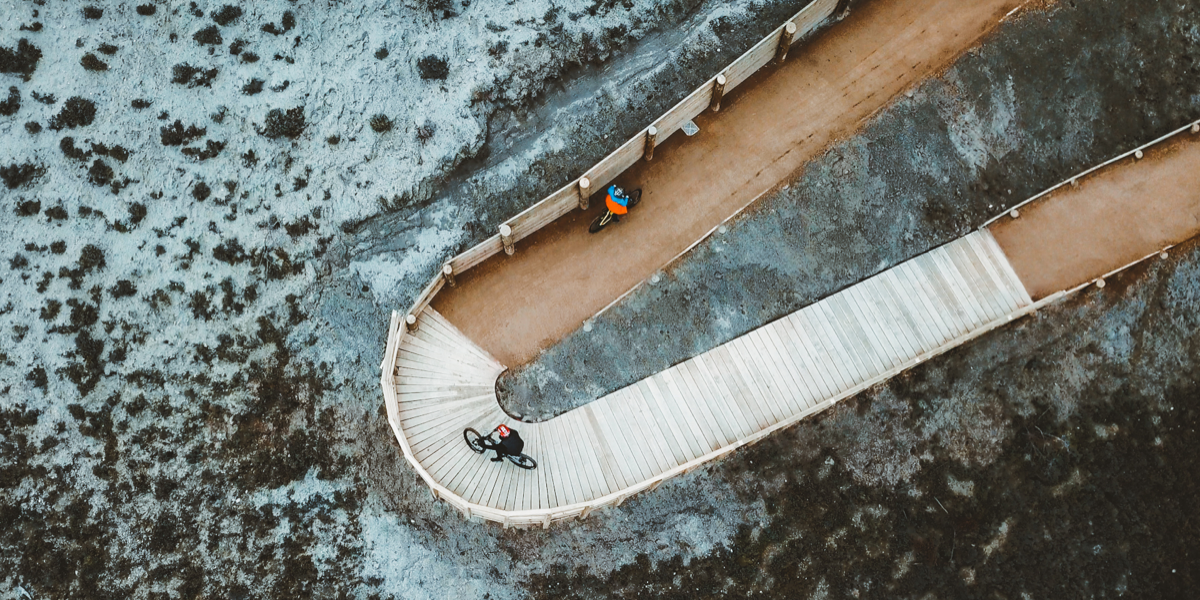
[97, 43, 118, 55]
[0, 87, 19, 116]
[417, 55, 448, 80]
[241, 78, 264, 95]
[131, 98, 151, 109]
[369, 114, 392, 133]
[240, 52, 259, 63]
[193, 25, 223, 46]
[40, 300, 61, 321]
[60, 137, 90, 160]
[416, 121, 436, 142]
[261, 107, 305, 140]
[212, 5, 243, 26]
[0, 39, 42, 81]
[229, 39, 247, 55]
[282, 11, 296, 30]
[45, 206, 68, 221]
[81, 53, 108, 71]
[170, 63, 218, 88]
[87, 159, 114, 187]
[375, 47, 388, 60]
[192, 181, 211, 201]
[50, 241, 66, 253]
[128, 203, 147, 225]
[136, 4, 156, 16]
[0, 163, 44, 189]
[31, 91, 55, 105]
[326, 135, 339, 145]
[26, 366, 48, 389]
[16, 200, 40, 216]
[110, 280, 137, 298]
[48, 97, 96, 130]
[160, 120, 206, 146]
[82, 6, 103, 19]
[181, 139, 226, 161]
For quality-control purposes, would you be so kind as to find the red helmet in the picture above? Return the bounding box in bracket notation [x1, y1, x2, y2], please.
[497, 424, 511, 438]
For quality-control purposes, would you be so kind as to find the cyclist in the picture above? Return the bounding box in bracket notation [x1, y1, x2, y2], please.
[487, 424, 524, 462]
[605, 185, 631, 222]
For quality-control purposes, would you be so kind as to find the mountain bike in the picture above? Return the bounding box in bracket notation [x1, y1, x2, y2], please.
[463, 427, 537, 469]
[588, 188, 642, 234]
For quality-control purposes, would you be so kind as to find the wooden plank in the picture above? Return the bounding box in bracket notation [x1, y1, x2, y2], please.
[841, 284, 898, 372]
[420, 309, 505, 368]
[861, 276, 923, 360]
[627, 385, 678, 474]
[411, 407, 499, 457]
[549, 416, 581, 506]
[653, 83, 715, 142]
[583, 404, 630, 492]
[449, 235, 504, 274]
[878, 269, 940, 353]
[602, 390, 656, 482]
[677, 359, 739, 447]
[711, 346, 771, 430]
[769, 316, 834, 401]
[726, 337, 788, 423]
[402, 325, 494, 368]
[757, 323, 820, 408]
[570, 409, 612, 499]
[638, 380, 692, 465]
[979, 229, 1033, 306]
[730, 333, 795, 416]
[944, 241, 1005, 323]
[814, 299, 871, 382]
[787, 309, 850, 394]
[893, 261, 957, 346]
[907, 255, 970, 337]
[833, 292, 890, 376]
[691, 354, 755, 439]
[928, 248, 985, 329]
[660, 368, 722, 453]
[848, 282, 907, 369]
[963, 232, 1021, 314]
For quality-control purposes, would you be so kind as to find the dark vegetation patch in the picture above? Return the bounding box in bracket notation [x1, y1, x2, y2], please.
[136, 4, 156, 16]
[24, 122, 41, 134]
[229, 39, 247, 55]
[48, 97, 96, 130]
[160, 120, 206, 146]
[374, 47, 388, 60]
[131, 98, 151, 109]
[19, 22, 42, 33]
[0, 39, 41, 80]
[241, 78, 264, 95]
[240, 52, 259, 64]
[26, 366, 47, 390]
[15, 199, 40, 216]
[0, 86, 20, 116]
[181, 140, 226, 161]
[82, 6, 103, 20]
[45, 206, 68, 221]
[192, 181, 211, 202]
[193, 25, 223, 46]
[417, 55, 448, 80]
[0, 162, 44, 189]
[110, 280, 137, 299]
[57, 245, 105, 290]
[261, 11, 296, 35]
[91, 142, 130, 162]
[212, 5, 243, 26]
[50, 241, 66, 254]
[128, 203, 147, 225]
[80, 53, 108, 71]
[171, 63, 218, 88]
[326, 135, 339, 145]
[31, 91, 54, 104]
[87, 159, 114, 187]
[369, 114, 392, 133]
[40, 299, 61, 321]
[60, 330, 105, 396]
[60, 137, 90, 161]
[260, 107, 305, 140]
[416, 121, 436, 142]
[97, 43, 118, 56]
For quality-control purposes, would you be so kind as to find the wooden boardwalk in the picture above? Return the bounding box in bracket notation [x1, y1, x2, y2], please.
[381, 230, 1036, 526]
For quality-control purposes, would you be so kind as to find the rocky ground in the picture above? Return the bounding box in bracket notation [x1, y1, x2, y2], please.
[1, 0, 1198, 597]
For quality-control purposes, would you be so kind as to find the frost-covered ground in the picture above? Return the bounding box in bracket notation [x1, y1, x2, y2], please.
[2, 0, 1198, 598]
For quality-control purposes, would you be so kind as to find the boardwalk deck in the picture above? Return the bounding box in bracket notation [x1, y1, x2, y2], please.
[383, 230, 1035, 525]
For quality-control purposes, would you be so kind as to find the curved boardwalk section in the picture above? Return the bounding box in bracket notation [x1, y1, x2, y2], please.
[381, 230, 1036, 527]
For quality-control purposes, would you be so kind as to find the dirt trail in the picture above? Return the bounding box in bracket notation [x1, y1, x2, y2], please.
[433, 0, 1026, 366]
[991, 135, 1200, 299]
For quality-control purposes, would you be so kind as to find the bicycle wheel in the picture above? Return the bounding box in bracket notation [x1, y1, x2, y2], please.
[588, 212, 610, 234]
[463, 428, 486, 454]
[628, 189, 642, 208]
[506, 453, 537, 470]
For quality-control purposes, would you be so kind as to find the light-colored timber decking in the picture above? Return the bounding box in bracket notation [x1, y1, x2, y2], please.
[381, 229, 1044, 527]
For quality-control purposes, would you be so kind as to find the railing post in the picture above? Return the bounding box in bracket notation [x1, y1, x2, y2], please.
[1192, 123, 1199, 134]
[643, 126, 658, 161]
[578, 177, 591, 210]
[542, 514, 551, 530]
[579, 505, 592, 520]
[776, 22, 797, 63]
[442, 262, 455, 287]
[835, 0, 852, 18]
[405, 313, 418, 332]
[710, 74, 726, 112]
[500, 224, 514, 256]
